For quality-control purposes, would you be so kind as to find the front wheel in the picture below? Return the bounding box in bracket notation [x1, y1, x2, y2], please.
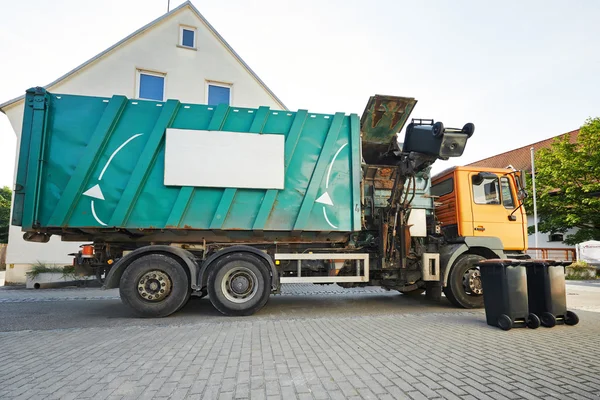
[119, 254, 191, 318]
[207, 252, 271, 316]
[443, 254, 485, 308]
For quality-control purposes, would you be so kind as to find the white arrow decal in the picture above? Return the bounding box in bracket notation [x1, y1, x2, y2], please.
[316, 192, 334, 206]
[83, 184, 105, 200]
[84, 133, 144, 226]
[322, 207, 338, 229]
[91, 200, 107, 226]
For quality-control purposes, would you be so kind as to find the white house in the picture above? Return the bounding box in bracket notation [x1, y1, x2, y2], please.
[0, 1, 285, 284]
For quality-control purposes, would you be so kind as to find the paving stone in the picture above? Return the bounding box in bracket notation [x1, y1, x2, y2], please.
[0, 284, 599, 400]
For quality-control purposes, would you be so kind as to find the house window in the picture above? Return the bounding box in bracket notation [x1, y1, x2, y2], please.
[548, 233, 564, 242]
[207, 83, 231, 106]
[180, 26, 196, 48]
[137, 70, 165, 101]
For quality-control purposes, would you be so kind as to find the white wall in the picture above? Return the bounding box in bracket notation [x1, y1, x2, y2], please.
[526, 215, 578, 249]
[2, 5, 283, 283]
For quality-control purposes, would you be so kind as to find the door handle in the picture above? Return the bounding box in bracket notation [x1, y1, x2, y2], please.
[474, 226, 486, 232]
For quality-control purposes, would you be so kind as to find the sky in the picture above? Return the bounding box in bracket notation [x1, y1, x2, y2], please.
[1, 0, 599, 188]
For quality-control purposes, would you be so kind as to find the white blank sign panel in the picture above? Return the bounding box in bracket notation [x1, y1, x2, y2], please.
[164, 128, 285, 189]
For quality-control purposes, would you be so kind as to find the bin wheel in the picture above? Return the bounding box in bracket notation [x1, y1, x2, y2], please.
[527, 313, 541, 329]
[207, 252, 271, 316]
[565, 310, 579, 326]
[432, 122, 444, 137]
[443, 254, 485, 309]
[462, 122, 475, 138]
[119, 254, 191, 318]
[540, 312, 557, 328]
[497, 314, 513, 331]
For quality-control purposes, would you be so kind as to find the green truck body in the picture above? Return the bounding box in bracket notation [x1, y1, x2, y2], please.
[13, 88, 489, 318]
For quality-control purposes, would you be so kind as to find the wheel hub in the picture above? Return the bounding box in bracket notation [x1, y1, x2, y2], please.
[231, 275, 250, 294]
[222, 267, 258, 303]
[138, 270, 172, 301]
[462, 268, 483, 295]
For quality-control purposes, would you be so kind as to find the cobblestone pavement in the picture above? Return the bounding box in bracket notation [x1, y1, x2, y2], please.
[1, 284, 599, 399]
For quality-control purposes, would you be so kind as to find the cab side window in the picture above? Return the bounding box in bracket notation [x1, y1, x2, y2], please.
[431, 178, 454, 197]
[472, 177, 500, 205]
[500, 177, 515, 208]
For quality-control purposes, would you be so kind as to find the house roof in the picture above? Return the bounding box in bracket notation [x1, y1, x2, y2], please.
[0, 1, 286, 111]
[467, 129, 579, 172]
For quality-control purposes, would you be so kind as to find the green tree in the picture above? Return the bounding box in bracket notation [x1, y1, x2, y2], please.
[0, 186, 11, 243]
[525, 118, 600, 245]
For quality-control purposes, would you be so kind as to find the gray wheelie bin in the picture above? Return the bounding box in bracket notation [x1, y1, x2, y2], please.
[525, 260, 579, 327]
[479, 260, 540, 331]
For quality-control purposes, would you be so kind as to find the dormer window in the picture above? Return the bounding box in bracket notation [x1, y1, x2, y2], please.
[179, 26, 196, 48]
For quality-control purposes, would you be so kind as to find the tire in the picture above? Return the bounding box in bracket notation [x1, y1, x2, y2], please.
[119, 254, 190, 318]
[527, 313, 541, 329]
[541, 312, 557, 328]
[207, 252, 271, 316]
[565, 310, 579, 326]
[443, 254, 485, 308]
[432, 121, 444, 137]
[497, 314, 513, 331]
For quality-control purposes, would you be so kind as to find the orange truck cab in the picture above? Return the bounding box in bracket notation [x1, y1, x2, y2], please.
[432, 166, 528, 252]
[431, 166, 529, 308]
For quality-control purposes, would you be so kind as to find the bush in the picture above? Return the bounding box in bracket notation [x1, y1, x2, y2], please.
[565, 260, 597, 280]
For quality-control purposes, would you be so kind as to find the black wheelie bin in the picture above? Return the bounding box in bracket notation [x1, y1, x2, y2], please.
[525, 260, 579, 327]
[479, 259, 540, 331]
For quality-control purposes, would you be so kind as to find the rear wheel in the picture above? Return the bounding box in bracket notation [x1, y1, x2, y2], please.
[207, 252, 271, 316]
[120, 254, 191, 318]
[443, 254, 485, 308]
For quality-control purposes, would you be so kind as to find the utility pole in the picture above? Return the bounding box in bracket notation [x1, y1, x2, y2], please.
[167, 0, 170, 12]
[531, 147, 539, 258]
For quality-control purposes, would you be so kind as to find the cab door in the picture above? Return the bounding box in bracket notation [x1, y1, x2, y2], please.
[469, 172, 526, 250]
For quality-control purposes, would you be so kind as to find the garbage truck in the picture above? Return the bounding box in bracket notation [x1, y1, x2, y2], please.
[12, 87, 529, 317]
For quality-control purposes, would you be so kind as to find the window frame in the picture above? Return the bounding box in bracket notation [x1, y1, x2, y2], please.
[206, 81, 233, 106]
[136, 69, 166, 101]
[179, 25, 197, 49]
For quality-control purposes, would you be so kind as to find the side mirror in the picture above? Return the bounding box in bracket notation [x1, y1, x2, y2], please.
[517, 189, 527, 201]
[472, 172, 497, 186]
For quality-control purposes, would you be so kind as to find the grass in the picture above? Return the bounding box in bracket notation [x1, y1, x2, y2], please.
[26, 262, 76, 279]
